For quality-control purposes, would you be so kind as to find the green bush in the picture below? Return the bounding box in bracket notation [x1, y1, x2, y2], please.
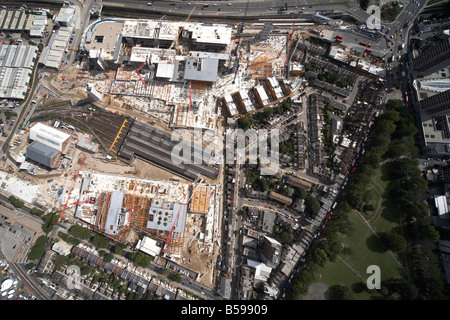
[28, 236, 48, 261]
[70, 225, 92, 240]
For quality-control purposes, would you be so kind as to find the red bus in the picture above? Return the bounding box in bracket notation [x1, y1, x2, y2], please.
[336, 38, 342, 42]
[404, 91, 409, 103]
[367, 43, 372, 47]
[350, 166, 356, 174]
[336, 34, 343, 39]
[366, 48, 373, 52]
[360, 41, 367, 46]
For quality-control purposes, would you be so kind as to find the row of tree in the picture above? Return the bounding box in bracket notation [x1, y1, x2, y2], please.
[344, 99, 446, 299]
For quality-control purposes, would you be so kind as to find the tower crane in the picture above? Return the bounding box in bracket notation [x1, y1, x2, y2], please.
[168, 6, 196, 53]
[58, 155, 87, 224]
[277, 21, 296, 59]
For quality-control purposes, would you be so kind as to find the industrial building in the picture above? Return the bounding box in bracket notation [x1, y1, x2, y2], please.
[0, 45, 38, 99]
[39, 5, 76, 69]
[29, 14, 47, 37]
[135, 236, 161, 257]
[0, 8, 34, 32]
[26, 141, 61, 169]
[118, 121, 219, 180]
[54, 5, 76, 28]
[85, 83, 103, 101]
[39, 25, 73, 69]
[29, 122, 72, 153]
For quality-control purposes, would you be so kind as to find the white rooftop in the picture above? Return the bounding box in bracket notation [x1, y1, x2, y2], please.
[136, 236, 161, 257]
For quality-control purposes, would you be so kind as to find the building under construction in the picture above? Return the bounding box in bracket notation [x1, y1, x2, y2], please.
[74, 172, 191, 258]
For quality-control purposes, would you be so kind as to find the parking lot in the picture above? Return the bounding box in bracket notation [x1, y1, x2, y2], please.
[0, 210, 39, 263]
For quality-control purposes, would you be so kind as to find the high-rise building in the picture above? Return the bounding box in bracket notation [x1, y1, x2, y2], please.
[412, 38, 450, 75]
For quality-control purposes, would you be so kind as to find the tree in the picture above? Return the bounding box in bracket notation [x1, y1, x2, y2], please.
[70, 225, 92, 240]
[379, 231, 408, 253]
[305, 194, 320, 215]
[93, 234, 109, 249]
[130, 252, 152, 268]
[330, 285, 355, 300]
[237, 114, 254, 131]
[28, 236, 48, 261]
[311, 248, 328, 267]
[115, 244, 125, 255]
[104, 253, 114, 263]
[54, 255, 69, 270]
[280, 231, 293, 244]
[8, 195, 24, 208]
[31, 207, 45, 216]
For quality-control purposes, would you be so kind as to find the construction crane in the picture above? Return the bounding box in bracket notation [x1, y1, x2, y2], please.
[162, 179, 204, 254]
[285, 22, 297, 68]
[107, 60, 149, 98]
[57, 155, 87, 224]
[277, 21, 296, 59]
[188, 81, 192, 134]
[168, 6, 196, 53]
[359, 42, 370, 59]
[68, 200, 91, 206]
[371, 53, 387, 65]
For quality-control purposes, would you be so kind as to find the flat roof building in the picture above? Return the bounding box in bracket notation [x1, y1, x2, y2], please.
[29, 122, 71, 153]
[135, 236, 161, 257]
[413, 38, 450, 75]
[26, 141, 61, 169]
[420, 89, 450, 117]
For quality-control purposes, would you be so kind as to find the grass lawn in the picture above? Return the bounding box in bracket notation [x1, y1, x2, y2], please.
[312, 257, 375, 300]
[365, 164, 401, 233]
[306, 164, 405, 299]
[342, 210, 402, 281]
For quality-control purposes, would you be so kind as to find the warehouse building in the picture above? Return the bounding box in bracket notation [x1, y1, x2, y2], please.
[26, 141, 61, 169]
[29, 14, 47, 37]
[29, 122, 71, 153]
[39, 25, 73, 69]
[0, 8, 34, 32]
[0, 45, 38, 99]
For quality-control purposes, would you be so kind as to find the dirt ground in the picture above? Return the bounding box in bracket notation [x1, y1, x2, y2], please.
[179, 212, 221, 289]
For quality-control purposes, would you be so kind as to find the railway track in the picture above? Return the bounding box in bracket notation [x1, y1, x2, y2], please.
[32, 104, 134, 154]
[9, 263, 52, 300]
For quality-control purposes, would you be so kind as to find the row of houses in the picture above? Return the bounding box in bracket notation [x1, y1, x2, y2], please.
[40, 243, 185, 300]
[223, 77, 293, 117]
